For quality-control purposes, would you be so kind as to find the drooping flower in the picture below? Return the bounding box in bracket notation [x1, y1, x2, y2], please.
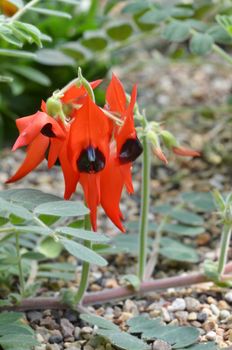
[68, 96, 110, 230]
[100, 75, 143, 231]
[6, 110, 66, 183]
[7, 73, 143, 232]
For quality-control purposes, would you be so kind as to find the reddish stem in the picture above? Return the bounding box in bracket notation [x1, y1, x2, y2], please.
[2, 262, 232, 312]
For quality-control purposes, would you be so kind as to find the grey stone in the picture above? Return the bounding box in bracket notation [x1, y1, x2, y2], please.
[60, 318, 75, 338]
[225, 291, 232, 303]
[197, 312, 208, 322]
[168, 298, 186, 312]
[27, 311, 42, 324]
[153, 339, 172, 350]
[206, 331, 216, 341]
[49, 330, 63, 344]
[219, 309, 230, 320]
[210, 304, 220, 316]
[185, 297, 201, 312]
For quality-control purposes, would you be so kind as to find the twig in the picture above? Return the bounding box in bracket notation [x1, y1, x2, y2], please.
[2, 262, 232, 311]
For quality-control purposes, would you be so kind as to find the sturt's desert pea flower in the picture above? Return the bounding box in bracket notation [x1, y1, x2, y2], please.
[7, 74, 143, 232]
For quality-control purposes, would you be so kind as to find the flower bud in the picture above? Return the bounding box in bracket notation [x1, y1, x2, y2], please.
[46, 97, 63, 117]
[160, 130, 178, 149]
[172, 147, 200, 157]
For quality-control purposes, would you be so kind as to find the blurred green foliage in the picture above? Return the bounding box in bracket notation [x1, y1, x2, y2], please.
[0, 0, 232, 145]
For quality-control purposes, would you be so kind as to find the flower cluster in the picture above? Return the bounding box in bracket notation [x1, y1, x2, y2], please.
[7, 74, 143, 232]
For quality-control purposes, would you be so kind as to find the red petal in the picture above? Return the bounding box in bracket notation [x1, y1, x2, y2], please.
[80, 173, 100, 231]
[120, 162, 134, 194]
[59, 135, 79, 200]
[173, 147, 200, 157]
[13, 111, 65, 151]
[6, 134, 49, 183]
[47, 138, 64, 168]
[153, 147, 168, 165]
[100, 153, 125, 232]
[41, 100, 47, 113]
[62, 80, 102, 103]
[68, 96, 110, 172]
[116, 85, 137, 154]
[106, 74, 127, 115]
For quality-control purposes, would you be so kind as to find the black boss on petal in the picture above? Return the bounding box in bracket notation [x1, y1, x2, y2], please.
[40, 123, 56, 137]
[119, 137, 143, 164]
[77, 146, 105, 173]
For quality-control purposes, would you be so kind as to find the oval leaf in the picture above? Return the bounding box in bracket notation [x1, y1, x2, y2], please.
[56, 227, 109, 242]
[61, 238, 107, 266]
[34, 201, 89, 217]
[162, 21, 190, 42]
[190, 33, 214, 55]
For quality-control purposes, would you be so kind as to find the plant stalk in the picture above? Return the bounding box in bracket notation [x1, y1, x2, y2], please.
[74, 214, 91, 304]
[3, 261, 232, 311]
[15, 232, 25, 295]
[138, 119, 151, 281]
[9, 0, 40, 22]
[217, 224, 232, 276]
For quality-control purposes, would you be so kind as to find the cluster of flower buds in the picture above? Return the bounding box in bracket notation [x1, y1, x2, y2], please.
[144, 121, 200, 165]
[7, 71, 143, 231]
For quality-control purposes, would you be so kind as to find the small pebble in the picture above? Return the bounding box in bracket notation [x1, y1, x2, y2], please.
[175, 311, 188, 324]
[48, 330, 63, 344]
[188, 312, 197, 321]
[74, 327, 81, 339]
[168, 298, 186, 312]
[197, 312, 208, 323]
[185, 297, 201, 312]
[210, 304, 220, 316]
[206, 331, 216, 341]
[225, 291, 232, 304]
[219, 310, 230, 320]
[27, 311, 43, 324]
[152, 339, 172, 350]
[123, 299, 138, 315]
[60, 318, 74, 338]
[161, 308, 171, 322]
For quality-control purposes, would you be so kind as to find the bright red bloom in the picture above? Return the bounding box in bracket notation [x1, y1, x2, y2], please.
[99, 75, 143, 231]
[68, 96, 110, 230]
[6, 111, 66, 183]
[7, 74, 142, 233]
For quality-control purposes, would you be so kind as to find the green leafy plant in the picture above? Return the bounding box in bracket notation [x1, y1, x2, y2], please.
[80, 313, 220, 350]
[0, 311, 38, 350]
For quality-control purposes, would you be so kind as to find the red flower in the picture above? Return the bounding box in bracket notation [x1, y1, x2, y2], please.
[100, 75, 143, 231]
[6, 111, 66, 183]
[68, 96, 110, 230]
[7, 74, 142, 232]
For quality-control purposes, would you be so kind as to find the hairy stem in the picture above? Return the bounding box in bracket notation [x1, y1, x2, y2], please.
[15, 232, 25, 295]
[145, 218, 166, 280]
[138, 117, 151, 281]
[3, 262, 232, 311]
[74, 214, 91, 304]
[218, 224, 232, 276]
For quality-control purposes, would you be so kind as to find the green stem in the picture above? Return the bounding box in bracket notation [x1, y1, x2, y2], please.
[138, 117, 151, 281]
[9, 0, 40, 22]
[218, 224, 232, 276]
[212, 44, 232, 65]
[77, 67, 95, 102]
[15, 232, 25, 295]
[74, 214, 91, 304]
[145, 218, 167, 280]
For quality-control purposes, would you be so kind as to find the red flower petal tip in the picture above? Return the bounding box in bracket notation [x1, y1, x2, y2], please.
[173, 146, 200, 157]
[153, 147, 168, 165]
